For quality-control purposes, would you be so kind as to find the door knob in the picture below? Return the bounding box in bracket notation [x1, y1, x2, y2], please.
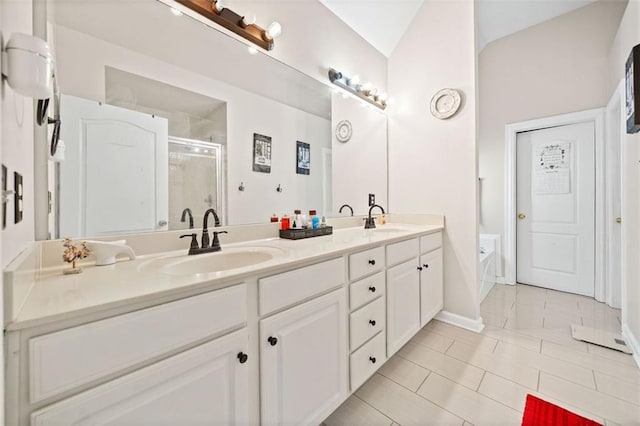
[518, 213, 526, 219]
[616, 217, 622, 224]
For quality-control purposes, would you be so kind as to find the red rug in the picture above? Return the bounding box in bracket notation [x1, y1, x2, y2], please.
[522, 394, 602, 426]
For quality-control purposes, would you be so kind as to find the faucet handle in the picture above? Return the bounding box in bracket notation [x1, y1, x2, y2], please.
[212, 230, 228, 250]
[180, 233, 199, 253]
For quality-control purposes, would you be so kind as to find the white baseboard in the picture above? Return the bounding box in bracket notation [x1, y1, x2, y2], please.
[495, 276, 514, 285]
[435, 310, 485, 333]
[621, 324, 640, 368]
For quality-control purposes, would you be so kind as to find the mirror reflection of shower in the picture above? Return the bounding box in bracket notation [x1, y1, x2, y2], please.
[169, 137, 225, 230]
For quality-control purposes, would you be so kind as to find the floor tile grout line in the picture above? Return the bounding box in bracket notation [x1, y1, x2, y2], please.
[352, 393, 398, 426]
[376, 366, 431, 394]
[476, 370, 487, 392]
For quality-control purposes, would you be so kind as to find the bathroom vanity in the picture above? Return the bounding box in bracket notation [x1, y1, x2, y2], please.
[4, 221, 443, 425]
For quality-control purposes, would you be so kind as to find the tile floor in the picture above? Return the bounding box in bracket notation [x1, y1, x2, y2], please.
[323, 283, 640, 425]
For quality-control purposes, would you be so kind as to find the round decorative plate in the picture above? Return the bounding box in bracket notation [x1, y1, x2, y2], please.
[430, 88, 462, 119]
[335, 120, 353, 142]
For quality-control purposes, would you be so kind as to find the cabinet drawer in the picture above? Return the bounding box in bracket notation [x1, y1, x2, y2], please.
[420, 232, 442, 254]
[349, 246, 385, 281]
[259, 257, 345, 316]
[386, 238, 418, 267]
[350, 331, 386, 391]
[350, 272, 384, 311]
[29, 283, 247, 404]
[350, 297, 385, 350]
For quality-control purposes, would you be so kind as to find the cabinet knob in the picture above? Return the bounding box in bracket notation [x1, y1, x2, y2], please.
[369, 356, 377, 364]
[267, 336, 278, 346]
[369, 320, 376, 326]
[423, 264, 429, 269]
[417, 266, 423, 271]
[368, 286, 376, 293]
[368, 259, 376, 266]
[237, 352, 248, 364]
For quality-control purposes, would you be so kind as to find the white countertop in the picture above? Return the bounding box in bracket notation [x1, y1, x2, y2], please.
[6, 223, 442, 331]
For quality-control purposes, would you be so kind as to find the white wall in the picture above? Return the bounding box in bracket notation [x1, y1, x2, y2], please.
[608, 0, 640, 360]
[332, 94, 388, 215]
[478, 0, 626, 275]
[388, 0, 480, 323]
[54, 25, 331, 226]
[1, 0, 35, 268]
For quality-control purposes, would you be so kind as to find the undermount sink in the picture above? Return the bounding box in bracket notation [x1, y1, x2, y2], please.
[139, 246, 285, 276]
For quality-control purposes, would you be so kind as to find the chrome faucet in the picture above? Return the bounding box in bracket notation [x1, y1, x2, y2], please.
[339, 204, 354, 216]
[180, 208, 194, 229]
[180, 208, 227, 255]
[364, 204, 385, 229]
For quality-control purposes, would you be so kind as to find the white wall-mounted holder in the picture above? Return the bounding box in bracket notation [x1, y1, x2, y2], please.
[1, 33, 54, 99]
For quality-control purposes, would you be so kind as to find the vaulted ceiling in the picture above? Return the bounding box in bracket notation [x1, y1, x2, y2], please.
[319, 0, 601, 57]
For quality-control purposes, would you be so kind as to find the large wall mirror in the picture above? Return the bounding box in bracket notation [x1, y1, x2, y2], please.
[35, 0, 387, 239]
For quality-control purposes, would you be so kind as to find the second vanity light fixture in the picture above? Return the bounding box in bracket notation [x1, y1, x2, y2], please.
[175, 0, 282, 51]
[328, 68, 393, 110]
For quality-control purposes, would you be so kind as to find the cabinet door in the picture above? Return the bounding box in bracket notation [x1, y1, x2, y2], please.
[386, 258, 421, 357]
[420, 248, 444, 326]
[260, 288, 348, 426]
[31, 329, 250, 425]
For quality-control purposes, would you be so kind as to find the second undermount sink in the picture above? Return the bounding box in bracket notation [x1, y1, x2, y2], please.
[139, 246, 285, 276]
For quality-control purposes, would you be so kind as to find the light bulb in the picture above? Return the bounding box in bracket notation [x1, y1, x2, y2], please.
[361, 82, 373, 94]
[265, 21, 282, 40]
[170, 7, 183, 16]
[378, 92, 388, 102]
[213, 0, 224, 13]
[241, 14, 256, 27]
[247, 45, 258, 55]
[386, 97, 395, 106]
[348, 75, 360, 87]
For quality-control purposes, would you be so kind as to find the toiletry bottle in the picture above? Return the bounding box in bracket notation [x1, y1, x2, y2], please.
[293, 210, 301, 229]
[281, 215, 290, 230]
[321, 216, 327, 228]
[310, 210, 319, 229]
[270, 213, 279, 223]
[301, 212, 308, 229]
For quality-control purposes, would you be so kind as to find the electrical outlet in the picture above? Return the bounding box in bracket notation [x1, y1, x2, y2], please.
[14, 171, 23, 224]
[368, 193, 375, 206]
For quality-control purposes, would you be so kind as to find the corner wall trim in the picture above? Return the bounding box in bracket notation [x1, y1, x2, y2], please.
[434, 311, 485, 333]
[622, 324, 640, 368]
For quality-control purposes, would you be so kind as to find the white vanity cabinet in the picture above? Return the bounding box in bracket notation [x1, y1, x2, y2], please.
[30, 329, 250, 425]
[258, 257, 347, 426]
[386, 258, 421, 356]
[420, 248, 444, 326]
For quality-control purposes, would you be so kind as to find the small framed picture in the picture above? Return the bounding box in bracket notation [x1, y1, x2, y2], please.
[296, 141, 310, 175]
[626, 43, 640, 134]
[253, 133, 272, 173]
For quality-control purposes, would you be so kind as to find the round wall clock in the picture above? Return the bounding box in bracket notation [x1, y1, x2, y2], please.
[430, 88, 462, 119]
[335, 120, 353, 142]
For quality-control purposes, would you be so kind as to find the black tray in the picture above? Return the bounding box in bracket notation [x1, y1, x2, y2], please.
[279, 226, 333, 240]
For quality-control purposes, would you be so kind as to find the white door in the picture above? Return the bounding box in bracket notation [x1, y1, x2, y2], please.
[516, 122, 595, 296]
[31, 329, 250, 425]
[59, 95, 168, 237]
[260, 288, 347, 426]
[386, 258, 420, 356]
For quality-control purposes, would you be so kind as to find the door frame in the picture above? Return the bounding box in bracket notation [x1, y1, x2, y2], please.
[504, 108, 606, 301]
[605, 79, 625, 309]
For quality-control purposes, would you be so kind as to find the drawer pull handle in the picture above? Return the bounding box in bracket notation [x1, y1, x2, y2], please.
[417, 266, 423, 271]
[369, 356, 377, 364]
[423, 264, 429, 268]
[368, 259, 376, 266]
[267, 336, 278, 346]
[369, 320, 376, 326]
[237, 352, 249, 364]
[368, 286, 376, 293]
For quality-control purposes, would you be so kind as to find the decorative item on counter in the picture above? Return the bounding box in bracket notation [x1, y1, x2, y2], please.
[270, 213, 279, 223]
[300, 212, 309, 229]
[62, 238, 91, 275]
[293, 209, 301, 229]
[279, 226, 333, 240]
[380, 214, 387, 225]
[321, 216, 327, 227]
[310, 210, 319, 229]
[281, 215, 290, 230]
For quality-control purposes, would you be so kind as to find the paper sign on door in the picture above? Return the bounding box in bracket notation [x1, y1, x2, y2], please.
[534, 142, 571, 194]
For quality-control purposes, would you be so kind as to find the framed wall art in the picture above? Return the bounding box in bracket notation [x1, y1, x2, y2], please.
[253, 133, 272, 173]
[296, 141, 310, 175]
[626, 43, 640, 134]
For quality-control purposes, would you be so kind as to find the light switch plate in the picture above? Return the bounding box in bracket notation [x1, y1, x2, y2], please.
[14, 171, 23, 224]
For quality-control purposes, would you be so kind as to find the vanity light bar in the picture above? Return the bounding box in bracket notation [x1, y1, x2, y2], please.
[175, 0, 280, 51]
[328, 68, 390, 110]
